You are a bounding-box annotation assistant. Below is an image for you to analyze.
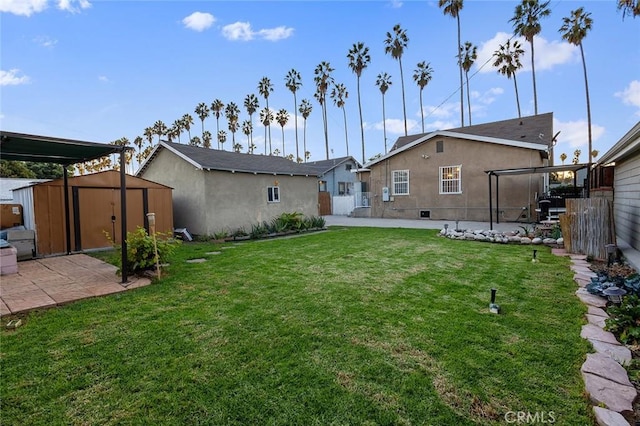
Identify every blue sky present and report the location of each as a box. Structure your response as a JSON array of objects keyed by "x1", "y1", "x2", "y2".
[{"x1": 1, "y1": 0, "x2": 639, "y2": 168}]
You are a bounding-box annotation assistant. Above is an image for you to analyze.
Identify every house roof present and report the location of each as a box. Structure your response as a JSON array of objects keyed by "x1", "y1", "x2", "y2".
[
  {"x1": 364, "y1": 128, "x2": 549, "y2": 169},
  {"x1": 0, "y1": 131, "x2": 131, "y2": 165},
  {"x1": 391, "y1": 113, "x2": 554, "y2": 151},
  {"x1": 597, "y1": 121, "x2": 640, "y2": 165},
  {"x1": 137, "y1": 141, "x2": 320, "y2": 177},
  {"x1": 304, "y1": 156, "x2": 362, "y2": 175}
]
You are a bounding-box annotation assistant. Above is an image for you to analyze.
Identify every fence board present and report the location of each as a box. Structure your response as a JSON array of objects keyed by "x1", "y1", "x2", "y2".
[{"x1": 559, "y1": 198, "x2": 615, "y2": 260}]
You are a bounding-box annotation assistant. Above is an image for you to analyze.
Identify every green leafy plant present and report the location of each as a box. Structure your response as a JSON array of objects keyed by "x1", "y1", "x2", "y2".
[
  {"x1": 605, "y1": 294, "x2": 640, "y2": 345},
  {"x1": 105, "y1": 227, "x2": 181, "y2": 275},
  {"x1": 550, "y1": 224, "x2": 562, "y2": 240}
]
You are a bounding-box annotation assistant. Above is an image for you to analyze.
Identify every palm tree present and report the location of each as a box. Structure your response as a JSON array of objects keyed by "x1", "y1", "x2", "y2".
[
  {"x1": 572, "y1": 149, "x2": 581, "y2": 165},
  {"x1": 330, "y1": 82, "x2": 349, "y2": 157},
  {"x1": 243, "y1": 94, "x2": 259, "y2": 152},
  {"x1": 195, "y1": 102, "x2": 210, "y2": 138},
  {"x1": 375, "y1": 72, "x2": 392, "y2": 154},
  {"x1": 133, "y1": 136, "x2": 144, "y2": 165},
  {"x1": 560, "y1": 152, "x2": 567, "y2": 164},
  {"x1": 276, "y1": 108, "x2": 289, "y2": 156},
  {"x1": 510, "y1": 0, "x2": 551, "y2": 115},
  {"x1": 298, "y1": 99, "x2": 313, "y2": 163},
  {"x1": 460, "y1": 41, "x2": 478, "y2": 125},
  {"x1": 347, "y1": 42, "x2": 371, "y2": 165},
  {"x1": 242, "y1": 119, "x2": 253, "y2": 153},
  {"x1": 153, "y1": 120, "x2": 167, "y2": 143},
  {"x1": 258, "y1": 77, "x2": 274, "y2": 152},
  {"x1": 143, "y1": 126, "x2": 154, "y2": 147},
  {"x1": 202, "y1": 130, "x2": 212, "y2": 149},
  {"x1": 167, "y1": 124, "x2": 180, "y2": 143},
  {"x1": 172, "y1": 119, "x2": 183, "y2": 143},
  {"x1": 314, "y1": 61, "x2": 335, "y2": 160},
  {"x1": 439, "y1": 0, "x2": 464, "y2": 127},
  {"x1": 493, "y1": 39, "x2": 525, "y2": 118},
  {"x1": 190, "y1": 136, "x2": 201, "y2": 147},
  {"x1": 211, "y1": 99, "x2": 225, "y2": 149},
  {"x1": 259, "y1": 107, "x2": 274, "y2": 154},
  {"x1": 225, "y1": 102, "x2": 240, "y2": 147},
  {"x1": 217, "y1": 130, "x2": 227, "y2": 150},
  {"x1": 560, "y1": 6, "x2": 593, "y2": 195},
  {"x1": 284, "y1": 69, "x2": 302, "y2": 162},
  {"x1": 412, "y1": 61, "x2": 434, "y2": 134},
  {"x1": 617, "y1": 0, "x2": 639, "y2": 19},
  {"x1": 384, "y1": 24, "x2": 409, "y2": 136},
  {"x1": 181, "y1": 114, "x2": 194, "y2": 142}
]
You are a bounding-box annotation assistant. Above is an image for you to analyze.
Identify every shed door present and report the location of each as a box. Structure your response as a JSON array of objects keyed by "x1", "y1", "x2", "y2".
[
  {"x1": 318, "y1": 191, "x2": 331, "y2": 216},
  {"x1": 76, "y1": 188, "x2": 144, "y2": 250}
]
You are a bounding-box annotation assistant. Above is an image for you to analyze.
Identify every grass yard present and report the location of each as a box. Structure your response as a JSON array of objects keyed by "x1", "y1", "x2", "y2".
[{"x1": 1, "y1": 227, "x2": 592, "y2": 425}]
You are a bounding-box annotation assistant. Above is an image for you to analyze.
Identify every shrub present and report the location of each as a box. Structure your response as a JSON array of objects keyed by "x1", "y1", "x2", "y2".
[
  {"x1": 606, "y1": 295, "x2": 640, "y2": 345},
  {"x1": 105, "y1": 227, "x2": 181, "y2": 275}
]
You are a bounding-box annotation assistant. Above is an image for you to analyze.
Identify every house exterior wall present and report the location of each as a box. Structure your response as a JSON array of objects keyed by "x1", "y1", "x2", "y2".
[
  {"x1": 364, "y1": 137, "x2": 544, "y2": 221},
  {"x1": 613, "y1": 154, "x2": 640, "y2": 250},
  {"x1": 319, "y1": 159, "x2": 359, "y2": 196}
]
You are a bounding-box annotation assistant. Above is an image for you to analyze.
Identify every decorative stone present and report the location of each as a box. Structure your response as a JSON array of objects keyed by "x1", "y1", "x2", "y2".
[
  {"x1": 581, "y1": 324, "x2": 621, "y2": 345},
  {"x1": 464, "y1": 233, "x2": 475, "y2": 240},
  {"x1": 556, "y1": 237, "x2": 564, "y2": 245},
  {"x1": 592, "y1": 406, "x2": 632, "y2": 426},
  {"x1": 531, "y1": 237, "x2": 543, "y2": 245},
  {"x1": 586, "y1": 314, "x2": 607, "y2": 328},
  {"x1": 474, "y1": 234, "x2": 488, "y2": 241},
  {"x1": 542, "y1": 238, "x2": 556, "y2": 245},
  {"x1": 508, "y1": 236, "x2": 522, "y2": 243},
  {"x1": 588, "y1": 306, "x2": 610, "y2": 318},
  {"x1": 582, "y1": 372, "x2": 635, "y2": 415},
  {"x1": 186, "y1": 258, "x2": 207, "y2": 263},
  {"x1": 520, "y1": 237, "x2": 532, "y2": 244},
  {"x1": 576, "y1": 288, "x2": 607, "y2": 308},
  {"x1": 589, "y1": 339, "x2": 632, "y2": 366},
  {"x1": 581, "y1": 353, "x2": 634, "y2": 387}
]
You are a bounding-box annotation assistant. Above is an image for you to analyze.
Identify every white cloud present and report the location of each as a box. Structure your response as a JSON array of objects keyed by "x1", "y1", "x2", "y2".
[
  {"x1": 257, "y1": 26, "x2": 294, "y2": 41},
  {"x1": 98, "y1": 75, "x2": 109, "y2": 83},
  {"x1": 33, "y1": 35, "x2": 57, "y2": 48},
  {"x1": 182, "y1": 12, "x2": 215, "y2": 32},
  {"x1": 615, "y1": 80, "x2": 640, "y2": 110},
  {"x1": 222, "y1": 21, "x2": 294, "y2": 42},
  {"x1": 477, "y1": 32, "x2": 577, "y2": 74},
  {"x1": 422, "y1": 102, "x2": 458, "y2": 120},
  {"x1": 553, "y1": 118, "x2": 605, "y2": 149},
  {"x1": 0, "y1": 0, "x2": 47, "y2": 16},
  {"x1": 373, "y1": 118, "x2": 418, "y2": 135},
  {"x1": 56, "y1": 0, "x2": 90, "y2": 13},
  {"x1": 0, "y1": 69, "x2": 30, "y2": 86}
]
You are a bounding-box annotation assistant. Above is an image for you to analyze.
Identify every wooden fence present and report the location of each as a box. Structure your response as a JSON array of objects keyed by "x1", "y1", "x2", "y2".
[{"x1": 559, "y1": 198, "x2": 615, "y2": 260}]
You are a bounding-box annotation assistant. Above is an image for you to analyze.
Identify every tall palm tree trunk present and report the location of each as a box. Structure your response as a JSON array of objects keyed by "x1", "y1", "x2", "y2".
[
  {"x1": 266, "y1": 100, "x2": 272, "y2": 154},
  {"x1": 530, "y1": 40, "x2": 538, "y2": 115},
  {"x1": 293, "y1": 93, "x2": 299, "y2": 161},
  {"x1": 419, "y1": 89, "x2": 424, "y2": 133},
  {"x1": 282, "y1": 127, "x2": 285, "y2": 156},
  {"x1": 399, "y1": 57, "x2": 408, "y2": 136},
  {"x1": 382, "y1": 95, "x2": 388, "y2": 154},
  {"x1": 465, "y1": 71, "x2": 472, "y2": 125},
  {"x1": 342, "y1": 106, "x2": 349, "y2": 156},
  {"x1": 323, "y1": 103, "x2": 329, "y2": 159},
  {"x1": 457, "y1": 15, "x2": 464, "y2": 127},
  {"x1": 513, "y1": 75, "x2": 522, "y2": 118},
  {"x1": 303, "y1": 119, "x2": 307, "y2": 162},
  {"x1": 580, "y1": 42, "x2": 592, "y2": 197},
  {"x1": 357, "y1": 77, "x2": 365, "y2": 165}
]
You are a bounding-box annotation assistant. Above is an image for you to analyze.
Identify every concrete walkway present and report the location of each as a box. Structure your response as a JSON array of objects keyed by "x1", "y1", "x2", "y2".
[{"x1": 0, "y1": 254, "x2": 150, "y2": 317}]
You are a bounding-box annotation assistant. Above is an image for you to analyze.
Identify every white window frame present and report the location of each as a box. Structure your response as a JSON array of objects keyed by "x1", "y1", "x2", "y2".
[
  {"x1": 267, "y1": 186, "x2": 280, "y2": 203},
  {"x1": 439, "y1": 165, "x2": 462, "y2": 194},
  {"x1": 392, "y1": 170, "x2": 409, "y2": 195}
]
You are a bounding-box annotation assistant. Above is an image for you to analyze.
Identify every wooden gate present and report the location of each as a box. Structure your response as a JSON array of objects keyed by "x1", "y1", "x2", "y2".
[
  {"x1": 318, "y1": 191, "x2": 331, "y2": 215},
  {"x1": 559, "y1": 198, "x2": 615, "y2": 260}
]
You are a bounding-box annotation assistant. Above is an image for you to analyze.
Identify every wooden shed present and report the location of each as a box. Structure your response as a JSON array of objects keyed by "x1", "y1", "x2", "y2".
[{"x1": 12, "y1": 171, "x2": 173, "y2": 256}]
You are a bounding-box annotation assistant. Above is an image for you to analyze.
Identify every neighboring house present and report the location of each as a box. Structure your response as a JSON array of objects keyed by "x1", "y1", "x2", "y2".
[
  {"x1": 136, "y1": 141, "x2": 320, "y2": 236},
  {"x1": 595, "y1": 121, "x2": 640, "y2": 258},
  {"x1": 357, "y1": 113, "x2": 553, "y2": 222},
  {"x1": 305, "y1": 156, "x2": 362, "y2": 215}
]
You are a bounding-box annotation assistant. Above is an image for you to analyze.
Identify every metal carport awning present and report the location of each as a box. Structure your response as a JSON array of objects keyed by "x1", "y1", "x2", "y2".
[
  {"x1": 0, "y1": 131, "x2": 133, "y2": 283},
  {"x1": 485, "y1": 163, "x2": 589, "y2": 230}
]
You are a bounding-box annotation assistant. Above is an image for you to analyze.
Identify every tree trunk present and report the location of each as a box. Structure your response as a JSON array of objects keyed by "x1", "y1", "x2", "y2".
[
  {"x1": 513, "y1": 74, "x2": 521, "y2": 118},
  {"x1": 357, "y1": 76, "x2": 365, "y2": 165},
  {"x1": 581, "y1": 42, "x2": 592, "y2": 198},
  {"x1": 457, "y1": 15, "x2": 464, "y2": 127},
  {"x1": 399, "y1": 57, "x2": 408, "y2": 136},
  {"x1": 530, "y1": 39, "x2": 538, "y2": 115},
  {"x1": 419, "y1": 88, "x2": 424, "y2": 133},
  {"x1": 465, "y1": 71, "x2": 472, "y2": 125}
]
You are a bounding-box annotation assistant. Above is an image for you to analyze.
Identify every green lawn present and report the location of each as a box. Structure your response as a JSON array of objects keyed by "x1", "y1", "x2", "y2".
[{"x1": 1, "y1": 227, "x2": 592, "y2": 425}]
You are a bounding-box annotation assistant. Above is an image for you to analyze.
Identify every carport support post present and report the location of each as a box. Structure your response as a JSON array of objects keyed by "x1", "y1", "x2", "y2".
[
  {"x1": 120, "y1": 150, "x2": 129, "y2": 284},
  {"x1": 496, "y1": 175, "x2": 500, "y2": 224},
  {"x1": 488, "y1": 172, "x2": 493, "y2": 230},
  {"x1": 63, "y1": 165, "x2": 71, "y2": 254}
]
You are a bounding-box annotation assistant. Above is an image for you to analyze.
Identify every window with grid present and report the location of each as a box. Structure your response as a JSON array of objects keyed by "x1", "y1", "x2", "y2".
[
  {"x1": 439, "y1": 165, "x2": 461, "y2": 194},
  {"x1": 392, "y1": 170, "x2": 409, "y2": 195},
  {"x1": 267, "y1": 186, "x2": 280, "y2": 203}
]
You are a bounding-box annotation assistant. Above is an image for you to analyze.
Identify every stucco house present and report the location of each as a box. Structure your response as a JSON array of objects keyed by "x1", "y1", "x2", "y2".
[
  {"x1": 356, "y1": 113, "x2": 553, "y2": 222},
  {"x1": 595, "y1": 121, "x2": 640, "y2": 265},
  {"x1": 136, "y1": 142, "x2": 319, "y2": 236},
  {"x1": 305, "y1": 156, "x2": 362, "y2": 215}
]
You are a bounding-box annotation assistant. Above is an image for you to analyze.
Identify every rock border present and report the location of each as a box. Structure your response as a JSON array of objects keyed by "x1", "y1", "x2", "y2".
[{"x1": 439, "y1": 227, "x2": 563, "y2": 246}]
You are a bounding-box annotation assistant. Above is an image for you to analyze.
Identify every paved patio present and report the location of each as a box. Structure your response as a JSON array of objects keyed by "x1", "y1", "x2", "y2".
[{"x1": 0, "y1": 254, "x2": 151, "y2": 317}]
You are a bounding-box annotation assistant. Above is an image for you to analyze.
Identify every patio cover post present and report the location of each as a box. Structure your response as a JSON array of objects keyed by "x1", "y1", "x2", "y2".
[
  {"x1": 496, "y1": 174, "x2": 500, "y2": 224},
  {"x1": 488, "y1": 172, "x2": 493, "y2": 230},
  {"x1": 120, "y1": 151, "x2": 128, "y2": 284},
  {"x1": 63, "y1": 166, "x2": 72, "y2": 254}
]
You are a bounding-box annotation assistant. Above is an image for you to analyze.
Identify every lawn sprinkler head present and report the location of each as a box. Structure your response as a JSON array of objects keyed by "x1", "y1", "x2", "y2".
[
  {"x1": 532, "y1": 249, "x2": 539, "y2": 263},
  {"x1": 489, "y1": 288, "x2": 500, "y2": 314}
]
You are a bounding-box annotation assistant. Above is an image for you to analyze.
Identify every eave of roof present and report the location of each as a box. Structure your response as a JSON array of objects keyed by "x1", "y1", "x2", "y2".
[{"x1": 597, "y1": 121, "x2": 640, "y2": 165}]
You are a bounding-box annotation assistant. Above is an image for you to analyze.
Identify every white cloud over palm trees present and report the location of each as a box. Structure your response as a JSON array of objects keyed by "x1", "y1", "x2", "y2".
[
  {"x1": 0, "y1": 69, "x2": 30, "y2": 86},
  {"x1": 615, "y1": 80, "x2": 640, "y2": 112},
  {"x1": 222, "y1": 22, "x2": 294, "y2": 41},
  {"x1": 182, "y1": 12, "x2": 215, "y2": 32}
]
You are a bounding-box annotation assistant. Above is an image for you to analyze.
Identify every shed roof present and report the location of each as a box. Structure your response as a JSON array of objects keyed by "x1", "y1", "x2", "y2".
[
  {"x1": 12, "y1": 170, "x2": 173, "y2": 191},
  {"x1": 0, "y1": 131, "x2": 130, "y2": 165},
  {"x1": 138, "y1": 142, "x2": 320, "y2": 177},
  {"x1": 305, "y1": 156, "x2": 362, "y2": 175},
  {"x1": 391, "y1": 113, "x2": 554, "y2": 151}
]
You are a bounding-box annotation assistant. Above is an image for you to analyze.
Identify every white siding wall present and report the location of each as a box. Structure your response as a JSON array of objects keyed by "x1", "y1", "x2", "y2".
[
  {"x1": 332, "y1": 195, "x2": 355, "y2": 215},
  {"x1": 614, "y1": 155, "x2": 640, "y2": 250}
]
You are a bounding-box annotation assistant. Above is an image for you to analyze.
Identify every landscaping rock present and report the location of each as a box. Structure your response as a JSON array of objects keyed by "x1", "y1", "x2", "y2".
[
  {"x1": 542, "y1": 238, "x2": 556, "y2": 245},
  {"x1": 582, "y1": 372, "x2": 636, "y2": 416},
  {"x1": 186, "y1": 258, "x2": 207, "y2": 263},
  {"x1": 589, "y1": 339, "x2": 632, "y2": 366},
  {"x1": 520, "y1": 237, "x2": 532, "y2": 244},
  {"x1": 581, "y1": 324, "x2": 622, "y2": 345},
  {"x1": 576, "y1": 288, "x2": 607, "y2": 308},
  {"x1": 556, "y1": 237, "x2": 564, "y2": 246},
  {"x1": 587, "y1": 306, "x2": 609, "y2": 318},
  {"x1": 593, "y1": 406, "x2": 632, "y2": 426},
  {"x1": 531, "y1": 237, "x2": 543, "y2": 245},
  {"x1": 581, "y1": 353, "x2": 633, "y2": 387}
]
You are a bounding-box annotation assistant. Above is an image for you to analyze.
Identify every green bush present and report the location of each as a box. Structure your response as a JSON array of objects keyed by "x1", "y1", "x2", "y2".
[
  {"x1": 106, "y1": 227, "x2": 181, "y2": 275},
  {"x1": 605, "y1": 294, "x2": 640, "y2": 345}
]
